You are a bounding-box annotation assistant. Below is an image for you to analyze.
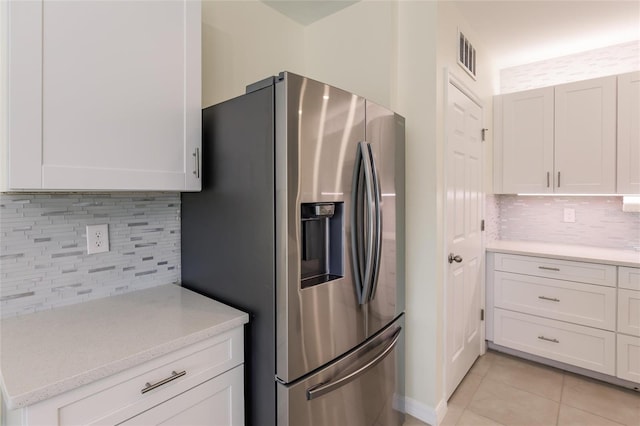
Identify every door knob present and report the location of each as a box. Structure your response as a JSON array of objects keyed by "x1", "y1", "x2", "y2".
[{"x1": 448, "y1": 253, "x2": 463, "y2": 264}]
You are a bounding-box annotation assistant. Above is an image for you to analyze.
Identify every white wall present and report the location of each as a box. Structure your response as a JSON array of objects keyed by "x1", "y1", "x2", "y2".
[
  {"x1": 304, "y1": 0, "x2": 397, "y2": 107},
  {"x1": 201, "y1": 0, "x2": 306, "y2": 107},
  {"x1": 393, "y1": 0, "x2": 440, "y2": 421}
]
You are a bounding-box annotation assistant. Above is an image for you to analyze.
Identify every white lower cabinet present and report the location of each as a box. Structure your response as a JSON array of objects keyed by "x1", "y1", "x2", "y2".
[
  {"x1": 4, "y1": 327, "x2": 244, "y2": 426},
  {"x1": 616, "y1": 267, "x2": 640, "y2": 383},
  {"x1": 488, "y1": 252, "x2": 640, "y2": 386}
]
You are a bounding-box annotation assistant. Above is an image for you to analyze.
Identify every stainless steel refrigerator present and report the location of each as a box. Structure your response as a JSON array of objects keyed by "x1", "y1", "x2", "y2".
[{"x1": 182, "y1": 72, "x2": 405, "y2": 426}]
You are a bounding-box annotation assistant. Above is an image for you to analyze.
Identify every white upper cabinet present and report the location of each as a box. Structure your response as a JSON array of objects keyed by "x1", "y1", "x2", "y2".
[
  {"x1": 1, "y1": 1, "x2": 201, "y2": 191},
  {"x1": 494, "y1": 75, "x2": 618, "y2": 194},
  {"x1": 617, "y1": 71, "x2": 640, "y2": 194},
  {"x1": 554, "y1": 76, "x2": 616, "y2": 194},
  {"x1": 494, "y1": 87, "x2": 554, "y2": 194}
]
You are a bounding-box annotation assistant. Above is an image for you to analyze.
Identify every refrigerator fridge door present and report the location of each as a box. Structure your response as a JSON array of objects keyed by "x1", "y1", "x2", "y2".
[
  {"x1": 276, "y1": 73, "x2": 370, "y2": 383},
  {"x1": 364, "y1": 101, "x2": 406, "y2": 338},
  {"x1": 277, "y1": 315, "x2": 405, "y2": 426}
]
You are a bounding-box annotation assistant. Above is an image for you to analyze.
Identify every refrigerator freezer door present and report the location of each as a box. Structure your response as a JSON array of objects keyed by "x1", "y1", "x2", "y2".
[
  {"x1": 276, "y1": 73, "x2": 370, "y2": 383},
  {"x1": 277, "y1": 315, "x2": 405, "y2": 426}
]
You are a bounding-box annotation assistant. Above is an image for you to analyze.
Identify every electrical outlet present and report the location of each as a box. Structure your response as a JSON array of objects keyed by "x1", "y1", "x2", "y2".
[
  {"x1": 563, "y1": 208, "x2": 576, "y2": 223},
  {"x1": 86, "y1": 224, "x2": 109, "y2": 254}
]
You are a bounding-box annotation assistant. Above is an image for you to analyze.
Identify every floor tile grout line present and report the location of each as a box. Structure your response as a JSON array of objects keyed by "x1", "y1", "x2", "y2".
[{"x1": 556, "y1": 372, "x2": 566, "y2": 425}]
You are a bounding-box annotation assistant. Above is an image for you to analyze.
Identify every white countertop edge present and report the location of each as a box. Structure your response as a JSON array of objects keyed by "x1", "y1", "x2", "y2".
[
  {"x1": 486, "y1": 240, "x2": 640, "y2": 268},
  {"x1": 4, "y1": 314, "x2": 248, "y2": 410}
]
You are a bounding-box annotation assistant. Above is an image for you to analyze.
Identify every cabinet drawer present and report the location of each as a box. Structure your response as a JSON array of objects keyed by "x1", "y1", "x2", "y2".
[
  {"x1": 493, "y1": 308, "x2": 615, "y2": 375},
  {"x1": 619, "y1": 267, "x2": 640, "y2": 291},
  {"x1": 494, "y1": 271, "x2": 616, "y2": 330},
  {"x1": 39, "y1": 327, "x2": 244, "y2": 426},
  {"x1": 618, "y1": 289, "x2": 640, "y2": 336},
  {"x1": 120, "y1": 365, "x2": 244, "y2": 426},
  {"x1": 493, "y1": 253, "x2": 616, "y2": 287},
  {"x1": 617, "y1": 334, "x2": 640, "y2": 384}
]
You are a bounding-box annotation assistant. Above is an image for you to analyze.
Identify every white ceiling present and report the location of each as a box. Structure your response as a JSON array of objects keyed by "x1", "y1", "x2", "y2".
[
  {"x1": 453, "y1": 0, "x2": 640, "y2": 69},
  {"x1": 263, "y1": 0, "x2": 639, "y2": 69},
  {"x1": 262, "y1": 0, "x2": 359, "y2": 25}
]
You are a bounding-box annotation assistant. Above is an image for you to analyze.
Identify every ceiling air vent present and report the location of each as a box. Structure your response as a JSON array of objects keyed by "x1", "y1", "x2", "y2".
[{"x1": 458, "y1": 31, "x2": 476, "y2": 80}]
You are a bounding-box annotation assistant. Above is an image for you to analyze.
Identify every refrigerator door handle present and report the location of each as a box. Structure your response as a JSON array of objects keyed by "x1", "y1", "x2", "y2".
[
  {"x1": 351, "y1": 143, "x2": 365, "y2": 304},
  {"x1": 305, "y1": 326, "x2": 402, "y2": 400},
  {"x1": 366, "y1": 143, "x2": 383, "y2": 301},
  {"x1": 351, "y1": 142, "x2": 376, "y2": 305},
  {"x1": 361, "y1": 142, "x2": 376, "y2": 303}
]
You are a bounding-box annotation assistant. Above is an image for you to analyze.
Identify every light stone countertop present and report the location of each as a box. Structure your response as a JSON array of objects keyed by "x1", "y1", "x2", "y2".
[
  {"x1": 486, "y1": 240, "x2": 640, "y2": 268},
  {"x1": 0, "y1": 284, "x2": 249, "y2": 410}
]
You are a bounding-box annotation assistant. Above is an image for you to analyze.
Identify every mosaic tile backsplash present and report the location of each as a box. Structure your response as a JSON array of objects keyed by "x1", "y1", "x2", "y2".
[
  {"x1": 490, "y1": 195, "x2": 640, "y2": 251},
  {"x1": 500, "y1": 41, "x2": 640, "y2": 93},
  {"x1": 0, "y1": 193, "x2": 181, "y2": 318}
]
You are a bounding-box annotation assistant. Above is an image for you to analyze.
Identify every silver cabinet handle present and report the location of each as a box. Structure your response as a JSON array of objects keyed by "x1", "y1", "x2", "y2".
[
  {"x1": 448, "y1": 253, "x2": 463, "y2": 264},
  {"x1": 538, "y1": 296, "x2": 560, "y2": 302},
  {"x1": 192, "y1": 148, "x2": 200, "y2": 178},
  {"x1": 557, "y1": 171, "x2": 561, "y2": 188},
  {"x1": 546, "y1": 172, "x2": 550, "y2": 188},
  {"x1": 538, "y1": 266, "x2": 560, "y2": 272},
  {"x1": 141, "y1": 370, "x2": 186, "y2": 394},
  {"x1": 538, "y1": 336, "x2": 559, "y2": 343}
]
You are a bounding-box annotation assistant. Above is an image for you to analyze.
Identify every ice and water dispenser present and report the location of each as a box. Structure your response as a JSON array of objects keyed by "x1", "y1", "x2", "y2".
[{"x1": 300, "y1": 202, "x2": 344, "y2": 288}]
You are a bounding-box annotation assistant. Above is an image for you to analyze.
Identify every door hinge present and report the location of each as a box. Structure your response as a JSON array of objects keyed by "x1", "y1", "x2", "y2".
[
  {"x1": 481, "y1": 309, "x2": 485, "y2": 321},
  {"x1": 481, "y1": 219, "x2": 485, "y2": 231},
  {"x1": 481, "y1": 128, "x2": 488, "y2": 142}
]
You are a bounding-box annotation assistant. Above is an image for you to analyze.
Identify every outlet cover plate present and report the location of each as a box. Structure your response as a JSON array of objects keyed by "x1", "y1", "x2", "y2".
[
  {"x1": 87, "y1": 224, "x2": 109, "y2": 254},
  {"x1": 563, "y1": 208, "x2": 576, "y2": 223}
]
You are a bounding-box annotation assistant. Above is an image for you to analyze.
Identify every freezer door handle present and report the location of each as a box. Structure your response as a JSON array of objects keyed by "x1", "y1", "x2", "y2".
[{"x1": 306, "y1": 326, "x2": 401, "y2": 400}]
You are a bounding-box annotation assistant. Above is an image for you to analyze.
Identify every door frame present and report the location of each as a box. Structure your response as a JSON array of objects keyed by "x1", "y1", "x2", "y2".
[{"x1": 442, "y1": 69, "x2": 486, "y2": 402}]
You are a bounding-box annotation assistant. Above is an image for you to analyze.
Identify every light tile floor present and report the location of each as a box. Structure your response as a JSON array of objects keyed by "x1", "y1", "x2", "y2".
[{"x1": 403, "y1": 350, "x2": 640, "y2": 426}]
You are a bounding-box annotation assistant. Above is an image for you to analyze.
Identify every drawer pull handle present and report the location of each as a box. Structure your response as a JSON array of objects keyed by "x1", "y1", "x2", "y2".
[
  {"x1": 538, "y1": 296, "x2": 560, "y2": 302},
  {"x1": 538, "y1": 335, "x2": 559, "y2": 344},
  {"x1": 538, "y1": 266, "x2": 560, "y2": 272},
  {"x1": 141, "y1": 370, "x2": 186, "y2": 394}
]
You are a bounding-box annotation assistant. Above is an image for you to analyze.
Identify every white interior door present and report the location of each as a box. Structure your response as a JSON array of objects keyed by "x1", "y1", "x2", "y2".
[{"x1": 445, "y1": 79, "x2": 483, "y2": 399}]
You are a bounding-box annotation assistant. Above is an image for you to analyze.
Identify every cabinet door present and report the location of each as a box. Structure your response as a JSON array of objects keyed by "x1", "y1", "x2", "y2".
[
  {"x1": 618, "y1": 289, "x2": 640, "y2": 337},
  {"x1": 497, "y1": 87, "x2": 554, "y2": 194},
  {"x1": 617, "y1": 334, "x2": 640, "y2": 384},
  {"x1": 617, "y1": 71, "x2": 640, "y2": 194},
  {"x1": 4, "y1": 0, "x2": 201, "y2": 191},
  {"x1": 554, "y1": 76, "x2": 616, "y2": 194},
  {"x1": 119, "y1": 366, "x2": 244, "y2": 426}
]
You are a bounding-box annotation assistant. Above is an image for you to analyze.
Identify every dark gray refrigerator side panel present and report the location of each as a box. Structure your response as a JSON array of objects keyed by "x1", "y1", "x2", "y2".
[{"x1": 181, "y1": 86, "x2": 276, "y2": 426}]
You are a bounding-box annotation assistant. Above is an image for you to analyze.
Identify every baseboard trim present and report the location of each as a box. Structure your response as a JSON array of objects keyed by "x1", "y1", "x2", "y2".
[{"x1": 404, "y1": 396, "x2": 447, "y2": 425}]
